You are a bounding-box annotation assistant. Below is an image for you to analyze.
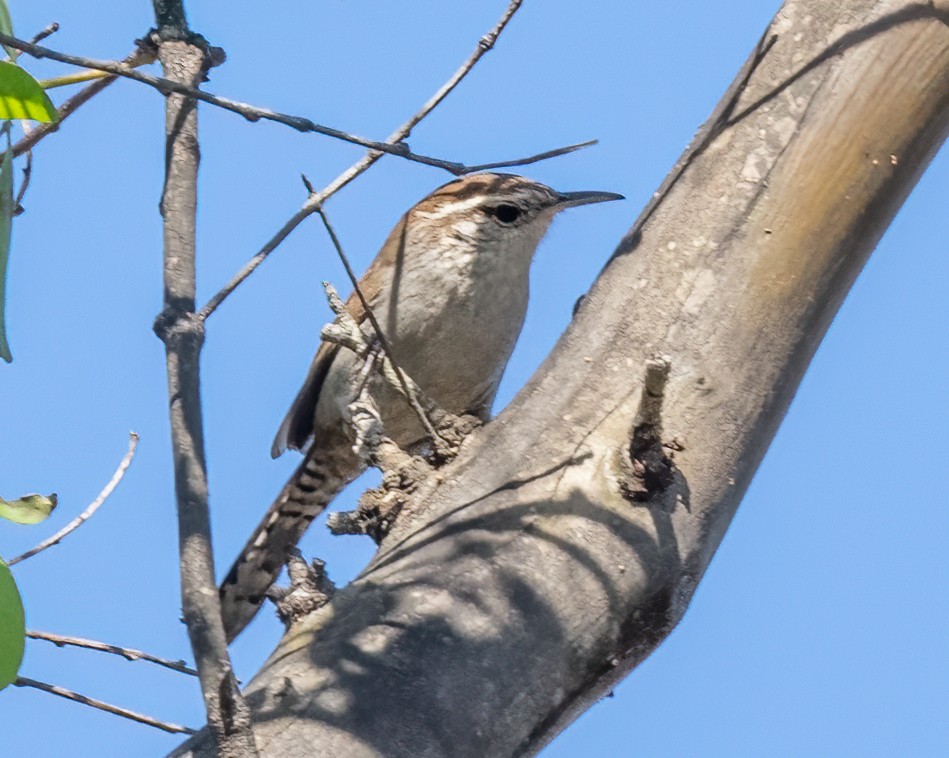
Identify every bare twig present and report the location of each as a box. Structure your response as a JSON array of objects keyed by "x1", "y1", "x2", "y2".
[
  {"x1": 39, "y1": 69, "x2": 113, "y2": 90},
  {"x1": 196, "y1": 205, "x2": 311, "y2": 321},
  {"x1": 26, "y1": 630, "x2": 198, "y2": 677},
  {"x1": 7, "y1": 432, "x2": 139, "y2": 567},
  {"x1": 0, "y1": 30, "x2": 584, "y2": 177},
  {"x1": 196, "y1": 0, "x2": 535, "y2": 320},
  {"x1": 321, "y1": 282, "x2": 446, "y2": 444},
  {"x1": 381, "y1": 0, "x2": 524, "y2": 142},
  {"x1": 463, "y1": 139, "x2": 597, "y2": 173},
  {"x1": 11, "y1": 44, "x2": 156, "y2": 160},
  {"x1": 265, "y1": 550, "x2": 335, "y2": 631},
  {"x1": 13, "y1": 151, "x2": 32, "y2": 215},
  {"x1": 149, "y1": 9, "x2": 257, "y2": 752},
  {"x1": 325, "y1": 375, "x2": 436, "y2": 542},
  {"x1": 6, "y1": 22, "x2": 60, "y2": 63},
  {"x1": 313, "y1": 207, "x2": 445, "y2": 451},
  {"x1": 29, "y1": 23, "x2": 60, "y2": 45},
  {"x1": 13, "y1": 677, "x2": 197, "y2": 735}
]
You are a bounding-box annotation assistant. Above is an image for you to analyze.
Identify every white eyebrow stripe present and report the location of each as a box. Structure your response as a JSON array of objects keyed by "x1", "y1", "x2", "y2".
[
  {"x1": 425, "y1": 195, "x2": 487, "y2": 217},
  {"x1": 422, "y1": 191, "x2": 536, "y2": 219}
]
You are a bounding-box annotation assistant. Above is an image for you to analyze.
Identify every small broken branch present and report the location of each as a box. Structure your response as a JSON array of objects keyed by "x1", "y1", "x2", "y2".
[
  {"x1": 265, "y1": 550, "x2": 335, "y2": 631},
  {"x1": 326, "y1": 386, "x2": 434, "y2": 542},
  {"x1": 29, "y1": 23, "x2": 60, "y2": 46},
  {"x1": 622, "y1": 358, "x2": 676, "y2": 503}
]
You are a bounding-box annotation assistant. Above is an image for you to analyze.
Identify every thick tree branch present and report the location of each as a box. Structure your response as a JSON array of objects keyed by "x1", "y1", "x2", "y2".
[
  {"x1": 150, "y1": 6, "x2": 257, "y2": 755},
  {"x1": 175, "y1": 0, "x2": 949, "y2": 755}
]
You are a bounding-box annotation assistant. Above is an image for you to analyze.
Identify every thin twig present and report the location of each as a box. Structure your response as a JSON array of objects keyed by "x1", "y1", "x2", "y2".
[
  {"x1": 386, "y1": 0, "x2": 524, "y2": 140},
  {"x1": 0, "y1": 30, "x2": 585, "y2": 176},
  {"x1": 26, "y1": 630, "x2": 198, "y2": 677},
  {"x1": 463, "y1": 139, "x2": 597, "y2": 173},
  {"x1": 13, "y1": 677, "x2": 197, "y2": 735},
  {"x1": 196, "y1": 206, "x2": 310, "y2": 321},
  {"x1": 29, "y1": 23, "x2": 60, "y2": 45},
  {"x1": 320, "y1": 285, "x2": 448, "y2": 445},
  {"x1": 6, "y1": 22, "x2": 60, "y2": 63},
  {"x1": 7, "y1": 432, "x2": 139, "y2": 566},
  {"x1": 312, "y1": 203, "x2": 445, "y2": 450},
  {"x1": 13, "y1": 151, "x2": 32, "y2": 214},
  {"x1": 196, "y1": 0, "x2": 531, "y2": 321},
  {"x1": 11, "y1": 44, "x2": 156, "y2": 160},
  {"x1": 39, "y1": 69, "x2": 113, "y2": 90}
]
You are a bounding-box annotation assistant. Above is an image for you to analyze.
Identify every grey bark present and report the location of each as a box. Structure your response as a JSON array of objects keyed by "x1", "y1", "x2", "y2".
[
  {"x1": 174, "y1": 0, "x2": 949, "y2": 755},
  {"x1": 151, "y1": 10, "x2": 259, "y2": 755}
]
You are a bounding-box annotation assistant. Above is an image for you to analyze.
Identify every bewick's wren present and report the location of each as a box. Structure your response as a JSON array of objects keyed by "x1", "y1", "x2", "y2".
[{"x1": 220, "y1": 172, "x2": 622, "y2": 640}]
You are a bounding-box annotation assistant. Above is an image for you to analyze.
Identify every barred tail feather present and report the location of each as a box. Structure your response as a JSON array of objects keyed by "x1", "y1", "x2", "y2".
[{"x1": 220, "y1": 446, "x2": 357, "y2": 642}]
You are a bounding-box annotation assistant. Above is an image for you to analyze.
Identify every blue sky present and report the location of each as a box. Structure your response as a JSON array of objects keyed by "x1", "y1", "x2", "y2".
[{"x1": 2, "y1": 2, "x2": 946, "y2": 756}]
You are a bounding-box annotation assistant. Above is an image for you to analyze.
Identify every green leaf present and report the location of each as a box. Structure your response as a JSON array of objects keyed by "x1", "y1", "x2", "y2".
[
  {"x1": 0, "y1": 61, "x2": 57, "y2": 122},
  {"x1": 0, "y1": 0, "x2": 15, "y2": 61},
  {"x1": 0, "y1": 131, "x2": 12, "y2": 362},
  {"x1": 0, "y1": 493, "x2": 57, "y2": 524},
  {"x1": 0, "y1": 558, "x2": 25, "y2": 690}
]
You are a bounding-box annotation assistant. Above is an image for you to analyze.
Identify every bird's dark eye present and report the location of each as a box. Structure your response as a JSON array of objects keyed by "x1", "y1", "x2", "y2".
[{"x1": 485, "y1": 204, "x2": 522, "y2": 224}]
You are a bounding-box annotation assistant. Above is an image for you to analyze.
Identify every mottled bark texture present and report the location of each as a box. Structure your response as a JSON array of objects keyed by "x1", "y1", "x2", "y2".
[{"x1": 174, "y1": 0, "x2": 949, "y2": 755}]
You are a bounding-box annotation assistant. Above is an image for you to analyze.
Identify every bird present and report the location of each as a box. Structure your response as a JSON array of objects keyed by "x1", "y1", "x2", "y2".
[{"x1": 219, "y1": 172, "x2": 623, "y2": 641}]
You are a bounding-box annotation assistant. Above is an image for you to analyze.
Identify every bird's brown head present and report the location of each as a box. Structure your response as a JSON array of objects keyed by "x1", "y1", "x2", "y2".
[{"x1": 406, "y1": 173, "x2": 623, "y2": 268}]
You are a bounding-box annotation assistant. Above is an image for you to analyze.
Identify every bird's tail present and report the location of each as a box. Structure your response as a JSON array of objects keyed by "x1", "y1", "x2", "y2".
[{"x1": 220, "y1": 444, "x2": 357, "y2": 642}]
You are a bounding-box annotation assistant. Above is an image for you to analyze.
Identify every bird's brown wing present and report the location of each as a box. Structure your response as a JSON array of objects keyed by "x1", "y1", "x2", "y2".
[
  {"x1": 270, "y1": 213, "x2": 410, "y2": 459},
  {"x1": 270, "y1": 338, "x2": 340, "y2": 458}
]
